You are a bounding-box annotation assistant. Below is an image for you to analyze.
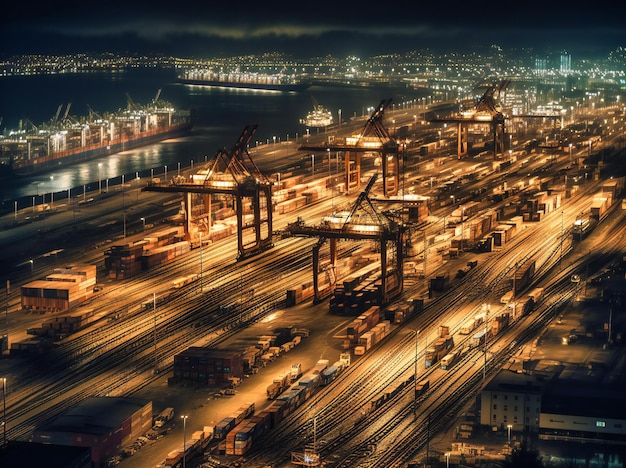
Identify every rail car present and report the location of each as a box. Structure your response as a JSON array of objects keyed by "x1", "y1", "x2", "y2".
[
  {"x1": 471, "y1": 329, "x2": 488, "y2": 348},
  {"x1": 512, "y1": 260, "x2": 535, "y2": 294},
  {"x1": 172, "y1": 273, "x2": 199, "y2": 289}
]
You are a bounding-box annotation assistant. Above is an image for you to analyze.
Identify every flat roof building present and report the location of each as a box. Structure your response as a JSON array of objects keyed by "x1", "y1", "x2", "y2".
[{"x1": 31, "y1": 396, "x2": 152, "y2": 467}]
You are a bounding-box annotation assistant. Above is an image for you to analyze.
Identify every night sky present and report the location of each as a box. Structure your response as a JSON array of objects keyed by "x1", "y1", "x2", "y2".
[{"x1": 1, "y1": 1, "x2": 625, "y2": 58}]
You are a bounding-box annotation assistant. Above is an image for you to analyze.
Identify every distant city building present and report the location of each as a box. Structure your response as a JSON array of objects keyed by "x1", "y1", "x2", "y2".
[
  {"x1": 560, "y1": 51, "x2": 572, "y2": 75},
  {"x1": 535, "y1": 57, "x2": 548, "y2": 77}
]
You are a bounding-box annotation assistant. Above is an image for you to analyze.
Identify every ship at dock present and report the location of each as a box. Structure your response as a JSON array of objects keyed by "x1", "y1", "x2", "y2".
[
  {"x1": 178, "y1": 68, "x2": 311, "y2": 92},
  {"x1": 0, "y1": 91, "x2": 193, "y2": 178},
  {"x1": 299, "y1": 97, "x2": 333, "y2": 128}
]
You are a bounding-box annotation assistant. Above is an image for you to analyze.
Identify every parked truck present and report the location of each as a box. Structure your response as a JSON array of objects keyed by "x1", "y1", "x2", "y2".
[
  {"x1": 289, "y1": 363, "x2": 302, "y2": 382},
  {"x1": 154, "y1": 407, "x2": 175, "y2": 428},
  {"x1": 266, "y1": 373, "x2": 290, "y2": 399}
]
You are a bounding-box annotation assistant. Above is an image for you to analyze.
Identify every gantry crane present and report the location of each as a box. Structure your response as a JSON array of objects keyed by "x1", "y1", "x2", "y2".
[
  {"x1": 299, "y1": 98, "x2": 400, "y2": 196},
  {"x1": 285, "y1": 173, "x2": 405, "y2": 304},
  {"x1": 142, "y1": 124, "x2": 274, "y2": 260},
  {"x1": 429, "y1": 80, "x2": 510, "y2": 158}
]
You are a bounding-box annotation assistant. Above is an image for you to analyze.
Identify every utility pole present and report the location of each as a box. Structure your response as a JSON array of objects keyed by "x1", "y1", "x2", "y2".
[
  {"x1": 483, "y1": 303, "x2": 489, "y2": 380},
  {"x1": 413, "y1": 329, "x2": 420, "y2": 416},
  {"x1": 560, "y1": 211, "x2": 564, "y2": 269},
  {"x1": 153, "y1": 293, "x2": 157, "y2": 373}
]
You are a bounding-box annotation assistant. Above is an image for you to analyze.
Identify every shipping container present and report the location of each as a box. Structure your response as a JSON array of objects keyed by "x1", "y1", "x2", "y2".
[
  {"x1": 415, "y1": 379, "x2": 430, "y2": 398},
  {"x1": 440, "y1": 351, "x2": 458, "y2": 370}
]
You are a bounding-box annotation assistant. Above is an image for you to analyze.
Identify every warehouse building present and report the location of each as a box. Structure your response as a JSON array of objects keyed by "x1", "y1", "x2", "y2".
[
  {"x1": 479, "y1": 369, "x2": 546, "y2": 433},
  {"x1": 0, "y1": 441, "x2": 92, "y2": 468},
  {"x1": 30, "y1": 396, "x2": 152, "y2": 467}
]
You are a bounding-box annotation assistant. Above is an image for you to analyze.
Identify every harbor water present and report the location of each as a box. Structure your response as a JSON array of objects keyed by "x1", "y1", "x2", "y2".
[{"x1": 0, "y1": 67, "x2": 426, "y2": 212}]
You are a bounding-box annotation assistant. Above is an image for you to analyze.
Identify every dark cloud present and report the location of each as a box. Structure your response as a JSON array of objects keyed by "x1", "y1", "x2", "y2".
[{"x1": 1, "y1": 1, "x2": 625, "y2": 57}]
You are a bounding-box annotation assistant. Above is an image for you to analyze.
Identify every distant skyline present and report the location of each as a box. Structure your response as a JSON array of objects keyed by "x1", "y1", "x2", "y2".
[{"x1": 1, "y1": 1, "x2": 626, "y2": 59}]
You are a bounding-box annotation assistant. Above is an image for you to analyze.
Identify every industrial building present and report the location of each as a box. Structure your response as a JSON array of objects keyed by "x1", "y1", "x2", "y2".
[
  {"x1": 539, "y1": 382, "x2": 626, "y2": 444},
  {"x1": 479, "y1": 369, "x2": 545, "y2": 433},
  {"x1": 30, "y1": 396, "x2": 152, "y2": 468},
  {"x1": 0, "y1": 440, "x2": 92, "y2": 468},
  {"x1": 480, "y1": 368, "x2": 626, "y2": 446}
]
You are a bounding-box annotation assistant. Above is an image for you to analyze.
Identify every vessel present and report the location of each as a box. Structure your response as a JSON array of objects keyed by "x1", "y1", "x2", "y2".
[
  {"x1": 178, "y1": 69, "x2": 311, "y2": 92},
  {"x1": 300, "y1": 99, "x2": 333, "y2": 128},
  {"x1": 0, "y1": 94, "x2": 193, "y2": 177}
]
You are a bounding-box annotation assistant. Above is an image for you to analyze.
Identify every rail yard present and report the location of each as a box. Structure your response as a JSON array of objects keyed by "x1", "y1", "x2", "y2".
[{"x1": 0, "y1": 92, "x2": 625, "y2": 468}]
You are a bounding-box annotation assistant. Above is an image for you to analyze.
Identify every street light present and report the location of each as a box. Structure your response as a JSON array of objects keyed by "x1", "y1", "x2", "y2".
[
  {"x1": 199, "y1": 231, "x2": 203, "y2": 293},
  {"x1": 507, "y1": 424, "x2": 512, "y2": 445},
  {"x1": 141, "y1": 217, "x2": 146, "y2": 230},
  {"x1": 413, "y1": 329, "x2": 420, "y2": 416},
  {"x1": 1, "y1": 377, "x2": 6, "y2": 447},
  {"x1": 460, "y1": 206, "x2": 466, "y2": 253},
  {"x1": 445, "y1": 452, "x2": 450, "y2": 468},
  {"x1": 181, "y1": 415, "x2": 188, "y2": 468},
  {"x1": 29, "y1": 259, "x2": 34, "y2": 277},
  {"x1": 98, "y1": 163, "x2": 102, "y2": 194}
]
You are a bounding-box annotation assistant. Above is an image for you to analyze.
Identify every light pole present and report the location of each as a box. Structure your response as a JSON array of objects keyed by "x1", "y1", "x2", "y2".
[
  {"x1": 460, "y1": 206, "x2": 465, "y2": 253},
  {"x1": 2, "y1": 377, "x2": 6, "y2": 447},
  {"x1": 507, "y1": 424, "x2": 512, "y2": 445},
  {"x1": 199, "y1": 231, "x2": 203, "y2": 293},
  {"x1": 50, "y1": 176, "x2": 54, "y2": 208},
  {"x1": 122, "y1": 174, "x2": 126, "y2": 239},
  {"x1": 141, "y1": 218, "x2": 146, "y2": 231},
  {"x1": 29, "y1": 259, "x2": 34, "y2": 277},
  {"x1": 569, "y1": 143, "x2": 573, "y2": 166},
  {"x1": 181, "y1": 415, "x2": 188, "y2": 468},
  {"x1": 413, "y1": 329, "x2": 420, "y2": 416},
  {"x1": 152, "y1": 293, "x2": 159, "y2": 374},
  {"x1": 311, "y1": 154, "x2": 315, "y2": 176},
  {"x1": 445, "y1": 452, "x2": 450, "y2": 468},
  {"x1": 560, "y1": 211, "x2": 564, "y2": 269},
  {"x1": 98, "y1": 163, "x2": 102, "y2": 194}
]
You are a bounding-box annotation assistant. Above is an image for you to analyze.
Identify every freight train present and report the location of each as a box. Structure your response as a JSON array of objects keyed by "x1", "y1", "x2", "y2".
[
  {"x1": 572, "y1": 177, "x2": 624, "y2": 240},
  {"x1": 425, "y1": 325, "x2": 454, "y2": 368},
  {"x1": 224, "y1": 357, "x2": 346, "y2": 457}
]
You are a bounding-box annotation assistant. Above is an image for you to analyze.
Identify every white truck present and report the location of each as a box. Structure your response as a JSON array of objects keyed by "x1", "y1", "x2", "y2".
[
  {"x1": 154, "y1": 407, "x2": 175, "y2": 428},
  {"x1": 290, "y1": 363, "x2": 302, "y2": 382}
]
